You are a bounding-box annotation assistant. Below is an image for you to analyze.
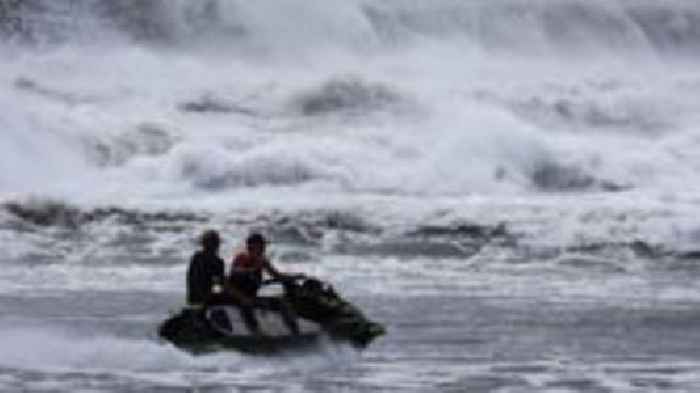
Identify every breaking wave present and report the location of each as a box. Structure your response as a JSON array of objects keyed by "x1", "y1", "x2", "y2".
[
  {"x1": 4, "y1": 0, "x2": 700, "y2": 59},
  {"x1": 2, "y1": 1, "x2": 700, "y2": 199},
  {"x1": 294, "y1": 76, "x2": 405, "y2": 117},
  {"x1": 2, "y1": 0, "x2": 700, "y2": 260}
]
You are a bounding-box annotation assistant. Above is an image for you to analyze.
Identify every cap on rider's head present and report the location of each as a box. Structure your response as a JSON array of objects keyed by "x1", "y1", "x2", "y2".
[
  {"x1": 246, "y1": 232, "x2": 266, "y2": 247},
  {"x1": 200, "y1": 229, "x2": 221, "y2": 250}
]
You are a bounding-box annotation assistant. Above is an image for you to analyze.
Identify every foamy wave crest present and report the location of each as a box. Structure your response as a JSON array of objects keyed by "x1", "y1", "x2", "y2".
[
  {"x1": 0, "y1": 89, "x2": 92, "y2": 193},
  {"x1": 475, "y1": 80, "x2": 683, "y2": 135},
  {"x1": 83, "y1": 123, "x2": 180, "y2": 167},
  {"x1": 5, "y1": 0, "x2": 700, "y2": 59},
  {"x1": 293, "y1": 76, "x2": 405, "y2": 116},
  {"x1": 167, "y1": 144, "x2": 350, "y2": 190}
]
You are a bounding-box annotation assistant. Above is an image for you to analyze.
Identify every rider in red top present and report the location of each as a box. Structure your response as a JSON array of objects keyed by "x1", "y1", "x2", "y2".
[
  {"x1": 230, "y1": 233, "x2": 292, "y2": 296},
  {"x1": 229, "y1": 233, "x2": 302, "y2": 335}
]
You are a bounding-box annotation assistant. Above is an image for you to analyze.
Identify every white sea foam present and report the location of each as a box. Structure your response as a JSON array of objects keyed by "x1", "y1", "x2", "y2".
[
  {"x1": 2, "y1": 0, "x2": 700, "y2": 295},
  {"x1": 2, "y1": 1, "x2": 700, "y2": 202},
  {"x1": 0, "y1": 323, "x2": 359, "y2": 389}
]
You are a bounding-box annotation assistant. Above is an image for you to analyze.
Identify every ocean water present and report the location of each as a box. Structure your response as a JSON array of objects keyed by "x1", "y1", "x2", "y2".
[{"x1": 3, "y1": 1, "x2": 700, "y2": 391}]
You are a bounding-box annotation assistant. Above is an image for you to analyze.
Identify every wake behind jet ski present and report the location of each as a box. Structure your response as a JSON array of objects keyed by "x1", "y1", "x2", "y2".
[{"x1": 158, "y1": 231, "x2": 384, "y2": 354}]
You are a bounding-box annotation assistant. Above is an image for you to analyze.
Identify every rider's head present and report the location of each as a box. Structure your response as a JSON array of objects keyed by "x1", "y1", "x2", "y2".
[
  {"x1": 200, "y1": 229, "x2": 221, "y2": 252},
  {"x1": 246, "y1": 232, "x2": 266, "y2": 257}
]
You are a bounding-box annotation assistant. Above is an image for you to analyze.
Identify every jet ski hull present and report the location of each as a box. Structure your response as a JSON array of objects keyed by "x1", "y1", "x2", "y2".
[
  {"x1": 158, "y1": 278, "x2": 385, "y2": 354},
  {"x1": 158, "y1": 306, "x2": 321, "y2": 354}
]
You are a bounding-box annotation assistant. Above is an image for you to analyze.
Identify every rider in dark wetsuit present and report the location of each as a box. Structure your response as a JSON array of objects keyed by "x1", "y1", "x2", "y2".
[
  {"x1": 229, "y1": 233, "x2": 302, "y2": 335},
  {"x1": 187, "y1": 230, "x2": 225, "y2": 306}
]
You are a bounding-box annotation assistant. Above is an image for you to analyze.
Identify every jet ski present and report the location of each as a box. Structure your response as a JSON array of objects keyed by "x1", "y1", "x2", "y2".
[{"x1": 158, "y1": 276, "x2": 385, "y2": 354}]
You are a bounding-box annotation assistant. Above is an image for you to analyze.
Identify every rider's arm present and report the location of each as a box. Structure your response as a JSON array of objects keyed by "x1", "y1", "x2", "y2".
[
  {"x1": 263, "y1": 258, "x2": 305, "y2": 281},
  {"x1": 262, "y1": 258, "x2": 285, "y2": 280}
]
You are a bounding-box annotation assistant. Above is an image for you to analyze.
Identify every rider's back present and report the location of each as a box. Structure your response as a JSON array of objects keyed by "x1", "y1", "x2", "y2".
[{"x1": 187, "y1": 250, "x2": 224, "y2": 305}]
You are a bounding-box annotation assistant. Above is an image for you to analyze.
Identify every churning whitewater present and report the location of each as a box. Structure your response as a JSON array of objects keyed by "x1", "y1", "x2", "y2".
[{"x1": 3, "y1": 0, "x2": 700, "y2": 392}]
